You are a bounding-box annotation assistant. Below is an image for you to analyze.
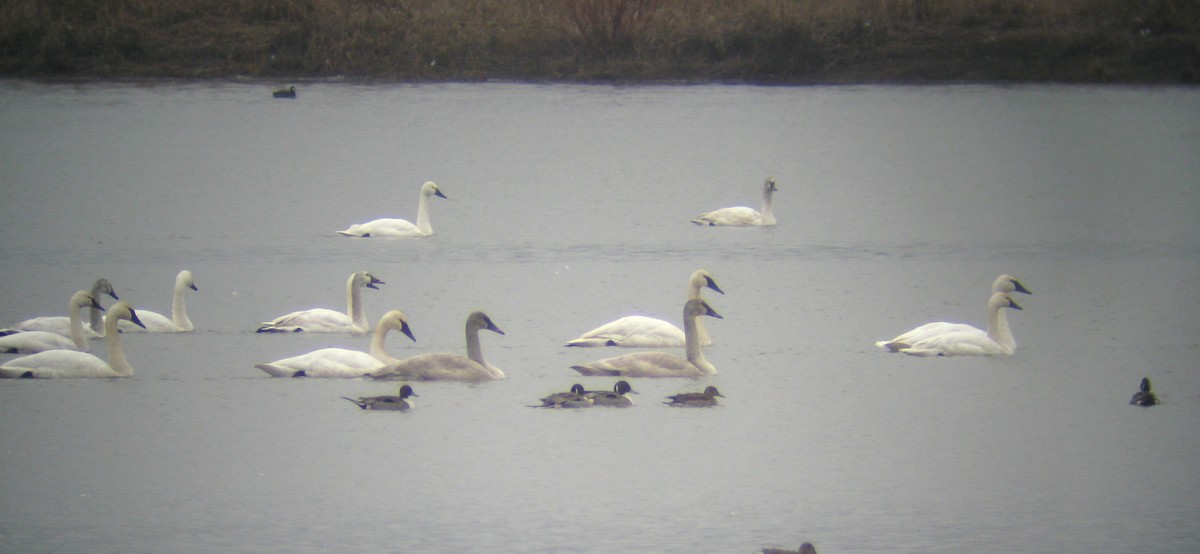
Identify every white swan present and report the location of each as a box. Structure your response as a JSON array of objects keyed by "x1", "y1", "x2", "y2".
[
  {"x1": 0, "y1": 291, "x2": 103, "y2": 353},
  {"x1": 0, "y1": 278, "x2": 119, "y2": 339},
  {"x1": 565, "y1": 269, "x2": 724, "y2": 348},
  {"x1": 257, "y1": 271, "x2": 384, "y2": 334},
  {"x1": 876, "y1": 274, "x2": 1031, "y2": 352},
  {"x1": 118, "y1": 270, "x2": 198, "y2": 333},
  {"x1": 691, "y1": 177, "x2": 777, "y2": 227},
  {"x1": 255, "y1": 310, "x2": 416, "y2": 378},
  {"x1": 371, "y1": 311, "x2": 505, "y2": 381},
  {"x1": 337, "y1": 181, "x2": 447, "y2": 238},
  {"x1": 571, "y1": 299, "x2": 722, "y2": 378},
  {"x1": 891, "y1": 292, "x2": 1024, "y2": 357},
  {"x1": 0, "y1": 302, "x2": 145, "y2": 378}
]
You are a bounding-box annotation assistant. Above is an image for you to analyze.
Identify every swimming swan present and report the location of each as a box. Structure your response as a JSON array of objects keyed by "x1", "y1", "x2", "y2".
[
  {"x1": 342, "y1": 384, "x2": 418, "y2": 411},
  {"x1": 876, "y1": 274, "x2": 1031, "y2": 352},
  {"x1": 533, "y1": 384, "x2": 593, "y2": 409},
  {"x1": 664, "y1": 385, "x2": 724, "y2": 407},
  {"x1": 257, "y1": 272, "x2": 384, "y2": 334},
  {"x1": 565, "y1": 269, "x2": 724, "y2": 348},
  {"x1": 571, "y1": 299, "x2": 722, "y2": 378},
  {"x1": 0, "y1": 278, "x2": 119, "y2": 339},
  {"x1": 255, "y1": 310, "x2": 416, "y2": 378},
  {"x1": 337, "y1": 181, "x2": 447, "y2": 238},
  {"x1": 0, "y1": 291, "x2": 103, "y2": 354},
  {"x1": 891, "y1": 292, "x2": 1023, "y2": 357},
  {"x1": 118, "y1": 270, "x2": 198, "y2": 333},
  {"x1": 0, "y1": 302, "x2": 145, "y2": 378},
  {"x1": 691, "y1": 177, "x2": 777, "y2": 227},
  {"x1": 371, "y1": 311, "x2": 505, "y2": 381}
]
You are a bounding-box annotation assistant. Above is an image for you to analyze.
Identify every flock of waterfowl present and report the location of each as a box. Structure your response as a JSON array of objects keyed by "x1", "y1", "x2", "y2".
[{"x1": 0, "y1": 177, "x2": 1159, "y2": 416}]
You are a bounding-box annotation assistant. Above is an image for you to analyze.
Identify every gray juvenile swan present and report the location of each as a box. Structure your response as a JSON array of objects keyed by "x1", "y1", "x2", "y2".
[
  {"x1": 371, "y1": 311, "x2": 505, "y2": 381},
  {"x1": 257, "y1": 271, "x2": 384, "y2": 334},
  {"x1": 565, "y1": 269, "x2": 724, "y2": 348},
  {"x1": 691, "y1": 177, "x2": 777, "y2": 227},
  {"x1": 0, "y1": 302, "x2": 145, "y2": 379},
  {"x1": 571, "y1": 299, "x2": 722, "y2": 378},
  {"x1": 0, "y1": 290, "x2": 103, "y2": 353},
  {"x1": 337, "y1": 181, "x2": 447, "y2": 238},
  {"x1": 118, "y1": 270, "x2": 198, "y2": 333},
  {"x1": 342, "y1": 384, "x2": 419, "y2": 411},
  {"x1": 255, "y1": 310, "x2": 415, "y2": 378}
]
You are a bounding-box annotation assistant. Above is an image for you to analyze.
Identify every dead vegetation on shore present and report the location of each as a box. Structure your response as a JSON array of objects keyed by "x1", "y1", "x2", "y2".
[{"x1": 1, "y1": 0, "x2": 1197, "y2": 83}]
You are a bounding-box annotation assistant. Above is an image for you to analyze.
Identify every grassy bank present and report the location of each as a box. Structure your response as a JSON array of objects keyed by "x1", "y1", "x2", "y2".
[{"x1": 1, "y1": 0, "x2": 1198, "y2": 83}]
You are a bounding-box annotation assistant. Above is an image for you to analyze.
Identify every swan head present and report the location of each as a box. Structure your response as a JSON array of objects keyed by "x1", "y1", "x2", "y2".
[
  {"x1": 379, "y1": 310, "x2": 416, "y2": 342},
  {"x1": 177, "y1": 270, "x2": 198, "y2": 292},
  {"x1": 421, "y1": 181, "x2": 447, "y2": 200},
  {"x1": 614, "y1": 380, "x2": 636, "y2": 395},
  {"x1": 355, "y1": 272, "x2": 386, "y2": 290},
  {"x1": 691, "y1": 269, "x2": 725, "y2": 295},
  {"x1": 764, "y1": 176, "x2": 778, "y2": 192},
  {"x1": 685, "y1": 298, "x2": 723, "y2": 320},
  {"x1": 994, "y1": 274, "x2": 1032, "y2": 295},
  {"x1": 702, "y1": 386, "x2": 724, "y2": 398},
  {"x1": 71, "y1": 290, "x2": 105, "y2": 312},
  {"x1": 92, "y1": 278, "x2": 119, "y2": 301},
  {"x1": 108, "y1": 301, "x2": 145, "y2": 330},
  {"x1": 989, "y1": 292, "x2": 1022, "y2": 311},
  {"x1": 398, "y1": 384, "x2": 418, "y2": 399},
  {"x1": 469, "y1": 311, "x2": 505, "y2": 336}
]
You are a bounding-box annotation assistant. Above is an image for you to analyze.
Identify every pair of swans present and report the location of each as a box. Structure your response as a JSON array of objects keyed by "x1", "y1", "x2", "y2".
[
  {"x1": 565, "y1": 269, "x2": 723, "y2": 348},
  {"x1": 1, "y1": 278, "x2": 118, "y2": 339},
  {"x1": 337, "y1": 181, "x2": 446, "y2": 238},
  {"x1": 571, "y1": 298, "x2": 722, "y2": 378},
  {"x1": 876, "y1": 274, "x2": 1031, "y2": 357},
  {"x1": 0, "y1": 290, "x2": 104, "y2": 353},
  {"x1": 691, "y1": 177, "x2": 777, "y2": 227},
  {"x1": 0, "y1": 302, "x2": 145, "y2": 378},
  {"x1": 257, "y1": 310, "x2": 506, "y2": 381},
  {"x1": 257, "y1": 271, "x2": 384, "y2": 334}
]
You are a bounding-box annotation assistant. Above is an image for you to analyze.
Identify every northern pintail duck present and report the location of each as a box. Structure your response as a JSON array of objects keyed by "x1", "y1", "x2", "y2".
[
  {"x1": 534, "y1": 384, "x2": 593, "y2": 409},
  {"x1": 342, "y1": 384, "x2": 418, "y2": 411},
  {"x1": 762, "y1": 542, "x2": 816, "y2": 554},
  {"x1": 664, "y1": 385, "x2": 724, "y2": 407},
  {"x1": 586, "y1": 380, "x2": 637, "y2": 407},
  {"x1": 273, "y1": 86, "x2": 296, "y2": 98},
  {"x1": 1130, "y1": 377, "x2": 1159, "y2": 407}
]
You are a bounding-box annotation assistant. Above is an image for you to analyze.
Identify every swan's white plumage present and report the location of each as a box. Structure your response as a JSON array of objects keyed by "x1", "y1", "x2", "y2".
[
  {"x1": 565, "y1": 269, "x2": 724, "y2": 348},
  {"x1": 371, "y1": 311, "x2": 505, "y2": 381},
  {"x1": 0, "y1": 290, "x2": 100, "y2": 353},
  {"x1": 337, "y1": 181, "x2": 446, "y2": 238},
  {"x1": 118, "y1": 270, "x2": 198, "y2": 333},
  {"x1": 571, "y1": 299, "x2": 722, "y2": 378},
  {"x1": 0, "y1": 278, "x2": 118, "y2": 339},
  {"x1": 691, "y1": 177, "x2": 777, "y2": 227},
  {"x1": 256, "y1": 272, "x2": 383, "y2": 334},
  {"x1": 892, "y1": 292, "x2": 1024, "y2": 357},
  {"x1": 255, "y1": 310, "x2": 416, "y2": 378},
  {"x1": 0, "y1": 302, "x2": 145, "y2": 378},
  {"x1": 876, "y1": 275, "x2": 1031, "y2": 352}
]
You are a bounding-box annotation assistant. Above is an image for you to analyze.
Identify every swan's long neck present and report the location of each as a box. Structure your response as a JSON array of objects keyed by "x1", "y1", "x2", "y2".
[
  {"x1": 171, "y1": 278, "x2": 193, "y2": 331},
  {"x1": 67, "y1": 299, "x2": 88, "y2": 350},
  {"x1": 347, "y1": 276, "x2": 367, "y2": 330},
  {"x1": 88, "y1": 282, "x2": 107, "y2": 334},
  {"x1": 686, "y1": 282, "x2": 711, "y2": 346},
  {"x1": 368, "y1": 321, "x2": 392, "y2": 361},
  {"x1": 760, "y1": 182, "x2": 776, "y2": 225},
  {"x1": 415, "y1": 190, "x2": 433, "y2": 235},
  {"x1": 103, "y1": 315, "x2": 134, "y2": 376},
  {"x1": 987, "y1": 301, "x2": 1016, "y2": 351},
  {"x1": 464, "y1": 321, "x2": 503, "y2": 378},
  {"x1": 683, "y1": 307, "x2": 716, "y2": 375}
]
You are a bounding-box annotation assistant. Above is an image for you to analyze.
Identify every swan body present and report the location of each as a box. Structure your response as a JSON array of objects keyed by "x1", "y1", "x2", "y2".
[
  {"x1": 257, "y1": 272, "x2": 384, "y2": 334},
  {"x1": 565, "y1": 269, "x2": 724, "y2": 348},
  {"x1": 0, "y1": 302, "x2": 145, "y2": 378},
  {"x1": 337, "y1": 181, "x2": 446, "y2": 238},
  {"x1": 691, "y1": 177, "x2": 777, "y2": 227},
  {"x1": 533, "y1": 384, "x2": 593, "y2": 409},
  {"x1": 0, "y1": 291, "x2": 103, "y2": 353},
  {"x1": 371, "y1": 311, "x2": 505, "y2": 381},
  {"x1": 342, "y1": 384, "x2": 418, "y2": 411},
  {"x1": 893, "y1": 293, "x2": 1023, "y2": 357},
  {"x1": 118, "y1": 270, "x2": 198, "y2": 333},
  {"x1": 256, "y1": 310, "x2": 415, "y2": 378},
  {"x1": 664, "y1": 385, "x2": 724, "y2": 407},
  {"x1": 0, "y1": 278, "x2": 119, "y2": 339},
  {"x1": 586, "y1": 380, "x2": 637, "y2": 407},
  {"x1": 571, "y1": 299, "x2": 722, "y2": 378},
  {"x1": 1130, "y1": 377, "x2": 1159, "y2": 407},
  {"x1": 876, "y1": 275, "x2": 1031, "y2": 352}
]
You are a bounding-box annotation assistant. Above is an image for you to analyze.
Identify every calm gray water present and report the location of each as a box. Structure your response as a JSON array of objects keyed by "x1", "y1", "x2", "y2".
[{"x1": 1, "y1": 81, "x2": 1198, "y2": 553}]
